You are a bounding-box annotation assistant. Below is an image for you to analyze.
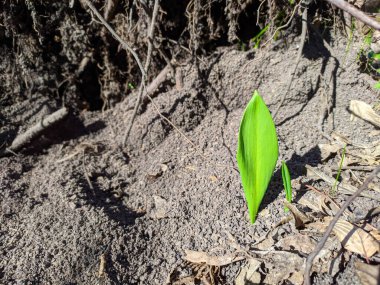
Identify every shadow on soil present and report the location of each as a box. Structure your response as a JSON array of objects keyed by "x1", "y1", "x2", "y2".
[{"x1": 260, "y1": 145, "x2": 321, "y2": 210}]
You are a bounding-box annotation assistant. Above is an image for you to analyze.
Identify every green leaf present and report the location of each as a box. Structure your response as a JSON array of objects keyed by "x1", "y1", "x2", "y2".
[
  {"x1": 237, "y1": 90, "x2": 279, "y2": 224},
  {"x1": 281, "y1": 161, "x2": 292, "y2": 212},
  {"x1": 374, "y1": 81, "x2": 380, "y2": 90},
  {"x1": 374, "y1": 53, "x2": 380, "y2": 60}
]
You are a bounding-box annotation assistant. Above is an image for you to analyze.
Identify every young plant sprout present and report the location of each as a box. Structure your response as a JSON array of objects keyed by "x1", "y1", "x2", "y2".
[
  {"x1": 281, "y1": 160, "x2": 292, "y2": 212},
  {"x1": 237, "y1": 90, "x2": 279, "y2": 224}
]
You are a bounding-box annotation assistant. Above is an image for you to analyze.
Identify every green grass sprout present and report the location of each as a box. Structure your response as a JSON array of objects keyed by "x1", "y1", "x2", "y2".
[
  {"x1": 237, "y1": 90, "x2": 279, "y2": 224},
  {"x1": 250, "y1": 24, "x2": 269, "y2": 49},
  {"x1": 331, "y1": 144, "x2": 347, "y2": 196},
  {"x1": 281, "y1": 160, "x2": 292, "y2": 212}
]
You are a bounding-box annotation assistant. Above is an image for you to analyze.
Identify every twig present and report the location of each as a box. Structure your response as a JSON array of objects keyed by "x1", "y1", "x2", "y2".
[
  {"x1": 83, "y1": 0, "x2": 146, "y2": 77},
  {"x1": 324, "y1": 0, "x2": 380, "y2": 31},
  {"x1": 123, "y1": 0, "x2": 160, "y2": 146},
  {"x1": 272, "y1": 3, "x2": 308, "y2": 119},
  {"x1": 304, "y1": 165, "x2": 380, "y2": 285},
  {"x1": 5, "y1": 107, "x2": 68, "y2": 153}
]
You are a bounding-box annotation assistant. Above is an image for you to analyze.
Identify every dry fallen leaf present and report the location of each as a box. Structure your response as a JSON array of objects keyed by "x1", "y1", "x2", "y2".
[
  {"x1": 276, "y1": 234, "x2": 316, "y2": 254},
  {"x1": 284, "y1": 200, "x2": 311, "y2": 228},
  {"x1": 319, "y1": 197, "x2": 340, "y2": 217},
  {"x1": 183, "y1": 250, "x2": 245, "y2": 266},
  {"x1": 333, "y1": 219, "x2": 380, "y2": 258},
  {"x1": 235, "y1": 258, "x2": 261, "y2": 285},
  {"x1": 261, "y1": 251, "x2": 304, "y2": 285},
  {"x1": 318, "y1": 143, "x2": 341, "y2": 161},
  {"x1": 355, "y1": 261, "x2": 380, "y2": 285},
  {"x1": 349, "y1": 100, "x2": 380, "y2": 128}
]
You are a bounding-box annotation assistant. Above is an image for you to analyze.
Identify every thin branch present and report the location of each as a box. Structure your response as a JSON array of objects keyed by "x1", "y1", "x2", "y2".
[
  {"x1": 83, "y1": 0, "x2": 146, "y2": 77},
  {"x1": 303, "y1": 165, "x2": 380, "y2": 285},
  {"x1": 325, "y1": 0, "x2": 380, "y2": 31},
  {"x1": 123, "y1": 0, "x2": 160, "y2": 146}
]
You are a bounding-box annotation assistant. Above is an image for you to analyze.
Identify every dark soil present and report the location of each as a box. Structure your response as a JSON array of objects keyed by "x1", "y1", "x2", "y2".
[{"x1": 1, "y1": 1, "x2": 380, "y2": 285}]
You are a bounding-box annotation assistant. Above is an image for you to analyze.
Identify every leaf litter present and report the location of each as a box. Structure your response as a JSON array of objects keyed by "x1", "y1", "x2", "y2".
[{"x1": 173, "y1": 123, "x2": 380, "y2": 284}]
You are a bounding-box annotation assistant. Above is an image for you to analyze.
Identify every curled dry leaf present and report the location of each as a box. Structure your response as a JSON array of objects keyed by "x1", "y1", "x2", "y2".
[
  {"x1": 333, "y1": 219, "x2": 380, "y2": 258},
  {"x1": 355, "y1": 261, "x2": 380, "y2": 285},
  {"x1": 284, "y1": 200, "x2": 311, "y2": 229},
  {"x1": 183, "y1": 250, "x2": 245, "y2": 267},
  {"x1": 349, "y1": 100, "x2": 380, "y2": 128}
]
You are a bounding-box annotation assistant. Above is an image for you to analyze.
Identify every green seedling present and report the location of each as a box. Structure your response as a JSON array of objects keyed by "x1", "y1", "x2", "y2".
[
  {"x1": 281, "y1": 160, "x2": 292, "y2": 212},
  {"x1": 237, "y1": 90, "x2": 279, "y2": 224},
  {"x1": 331, "y1": 144, "x2": 346, "y2": 196},
  {"x1": 250, "y1": 24, "x2": 269, "y2": 49}
]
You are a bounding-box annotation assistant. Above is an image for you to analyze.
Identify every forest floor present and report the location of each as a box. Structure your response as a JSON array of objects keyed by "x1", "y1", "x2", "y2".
[{"x1": 1, "y1": 1, "x2": 380, "y2": 285}]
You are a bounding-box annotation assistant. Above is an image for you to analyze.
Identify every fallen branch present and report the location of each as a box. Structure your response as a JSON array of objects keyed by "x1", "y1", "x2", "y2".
[
  {"x1": 325, "y1": 0, "x2": 380, "y2": 31},
  {"x1": 304, "y1": 165, "x2": 380, "y2": 285},
  {"x1": 6, "y1": 107, "x2": 69, "y2": 153}
]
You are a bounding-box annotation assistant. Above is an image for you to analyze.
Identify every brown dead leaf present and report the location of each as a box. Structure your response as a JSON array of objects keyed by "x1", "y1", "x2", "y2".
[
  {"x1": 235, "y1": 258, "x2": 261, "y2": 285},
  {"x1": 284, "y1": 200, "x2": 311, "y2": 228},
  {"x1": 288, "y1": 271, "x2": 304, "y2": 285},
  {"x1": 183, "y1": 250, "x2": 245, "y2": 266},
  {"x1": 319, "y1": 197, "x2": 340, "y2": 217},
  {"x1": 355, "y1": 261, "x2": 380, "y2": 285},
  {"x1": 318, "y1": 143, "x2": 341, "y2": 161},
  {"x1": 349, "y1": 100, "x2": 380, "y2": 128},
  {"x1": 298, "y1": 196, "x2": 320, "y2": 212},
  {"x1": 261, "y1": 251, "x2": 304, "y2": 285},
  {"x1": 333, "y1": 219, "x2": 380, "y2": 258},
  {"x1": 276, "y1": 234, "x2": 316, "y2": 254}
]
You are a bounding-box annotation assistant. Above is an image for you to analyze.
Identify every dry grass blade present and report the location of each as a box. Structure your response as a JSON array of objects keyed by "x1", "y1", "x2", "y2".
[
  {"x1": 349, "y1": 100, "x2": 380, "y2": 128},
  {"x1": 332, "y1": 219, "x2": 379, "y2": 258}
]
